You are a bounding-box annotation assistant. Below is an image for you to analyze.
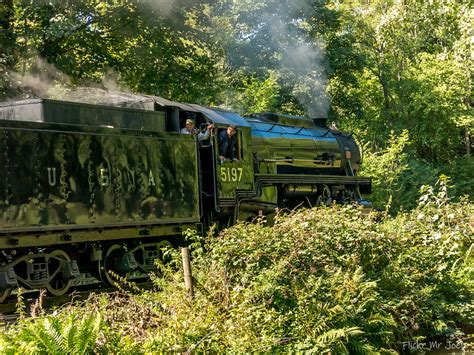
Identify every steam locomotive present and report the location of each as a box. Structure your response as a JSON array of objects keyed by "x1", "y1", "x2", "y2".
[{"x1": 0, "y1": 95, "x2": 371, "y2": 301}]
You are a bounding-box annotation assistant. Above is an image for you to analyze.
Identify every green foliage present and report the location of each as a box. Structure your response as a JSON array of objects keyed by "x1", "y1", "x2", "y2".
[
  {"x1": 230, "y1": 71, "x2": 281, "y2": 114},
  {"x1": 1, "y1": 312, "x2": 102, "y2": 354},
  {"x1": 396, "y1": 158, "x2": 440, "y2": 210},
  {"x1": 360, "y1": 130, "x2": 411, "y2": 210},
  {"x1": 361, "y1": 129, "x2": 472, "y2": 212},
  {"x1": 445, "y1": 156, "x2": 474, "y2": 199},
  {"x1": 335, "y1": 0, "x2": 472, "y2": 165},
  {"x1": 0, "y1": 0, "x2": 17, "y2": 98},
  {"x1": 2, "y1": 182, "x2": 471, "y2": 353},
  {"x1": 379, "y1": 179, "x2": 473, "y2": 334},
  {"x1": 2, "y1": 0, "x2": 225, "y2": 103},
  {"x1": 402, "y1": 53, "x2": 472, "y2": 162}
]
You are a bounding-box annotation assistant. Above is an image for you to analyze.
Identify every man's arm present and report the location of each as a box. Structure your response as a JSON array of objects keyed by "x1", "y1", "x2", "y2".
[
  {"x1": 197, "y1": 130, "x2": 208, "y2": 141},
  {"x1": 197, "y1": 124, "x2": 214, "y2": 141}
]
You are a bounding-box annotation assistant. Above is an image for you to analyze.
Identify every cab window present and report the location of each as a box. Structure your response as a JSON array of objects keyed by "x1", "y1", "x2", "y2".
[{"x1": 217, "y1": 126, "x2": 243, "y2": 161}]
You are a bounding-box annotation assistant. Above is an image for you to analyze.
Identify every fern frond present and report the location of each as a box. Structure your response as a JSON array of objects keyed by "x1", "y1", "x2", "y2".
[
  {"x1": 64, "y1": 315, "x2": 78, "y2": 351},
  {"x1": 316, "y1": 326, "x2": 364, "y2": 346},
  {"x1": 73, "y1": 313, "x2": 102, "y2": 354},
  {"x1": 21, "y1": 318, "x2": 65, "y2": 354},
  {"x1": 43, "y1": 317, "x2": 67, "y2": 353}
]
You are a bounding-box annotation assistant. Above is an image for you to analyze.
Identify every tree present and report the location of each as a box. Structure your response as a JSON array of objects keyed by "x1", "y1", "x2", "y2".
[
  {"x1": 334, "y1": 0, "x2": 472, "y2": 162},
  {"x1": 202, "y1": 0, "x2": 338, "y2": 116},
  {"x1": 1, "y1": 0, "x2": 224, "y2": 103},
  {"x1": 0, "y1": 0, "x2": 16, "y2": 97}
]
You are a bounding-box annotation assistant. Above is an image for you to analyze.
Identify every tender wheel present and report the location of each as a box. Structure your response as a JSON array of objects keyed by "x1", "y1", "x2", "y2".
[
  {"x1": 46, "y1": 250, "x2": 72, "y2": 296},
  {"x1": 0, "y1": 288, "x2": 12, "y2": 303},
  {"x1": 125, "y1": 240, "x2": 174, "y2": 278},
  {"x1": 322, "y1": 185, "x2": 332, "y2": 206},
  {"x1": 99, "y1": 244, "x2": 126, "y2": 286},
  {"x1": 343, "y1": 189, "x2": 356, "y2": 203}
]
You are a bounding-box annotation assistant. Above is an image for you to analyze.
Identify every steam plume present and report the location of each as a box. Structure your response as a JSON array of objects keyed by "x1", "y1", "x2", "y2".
[{"x1": 223, "y1": 0, "x2": 329, "y2": 117}]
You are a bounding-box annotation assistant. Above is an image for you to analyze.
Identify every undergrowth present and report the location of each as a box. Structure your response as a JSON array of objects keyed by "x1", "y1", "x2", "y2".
[{"x1": 0, "y1": 180, "x2": 472, "y2": 353}]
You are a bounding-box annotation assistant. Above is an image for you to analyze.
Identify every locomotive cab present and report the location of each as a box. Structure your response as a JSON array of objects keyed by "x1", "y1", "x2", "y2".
[
  {"x1": 156, "y1": 101, "x2": 257, "y2": 225},
  {"x1": 185, "y1": 106, "x2": 255, "y2": 223}
]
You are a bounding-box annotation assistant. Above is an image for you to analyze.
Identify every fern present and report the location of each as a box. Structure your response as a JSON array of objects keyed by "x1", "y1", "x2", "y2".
[
  {"x1": 44, "y1": 317, "x2": 68, "y2": 353},
  {"x1": 16, "y1": 312, "x2": 101, "y2": 354},
  {"x1": 21, "y1": 317, "x2": 67, "y2": 354},
  {"x1": 73, "y1": 313, "x2": 102, "y2": 353},
  {"x1": 65, "y1": 315, "x2": 78, "y2": 352},
  {"x1": 316, "y1": 326, "x2": 364, "y2": 347}
]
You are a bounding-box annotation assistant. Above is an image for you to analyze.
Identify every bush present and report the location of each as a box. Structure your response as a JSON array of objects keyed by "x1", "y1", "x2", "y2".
[
  {"x1": 445, "y1": 155, "x2": 474, "y2": 199},
  {"x1": 1, "y1": 181, "x2": 472, "y2": 353},
  {"x1": 359, "y1": 130, "x2": 412, "y2": 211},
  {"x1": 360, "y1": 130, "x2": 472, "y2": 213}
]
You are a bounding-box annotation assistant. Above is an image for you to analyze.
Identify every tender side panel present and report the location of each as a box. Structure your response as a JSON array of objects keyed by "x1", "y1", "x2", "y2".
[{"x1": 0, "y1": 125, "x2": 200, "y2": 232}]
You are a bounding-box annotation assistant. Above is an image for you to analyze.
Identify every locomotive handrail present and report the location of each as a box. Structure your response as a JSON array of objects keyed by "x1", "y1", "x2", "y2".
[
  {"x1": 263, "y1": 158, "x2": 340, "y2": 166},
  {"x1": 253, "y1": 174, "x2": 371, "y2": 184},
  {"x1": 209, "y1": 137, "x2": 221, "y2": 213},
  {"x1": 262, "y1": 158, "x2": 294, "y2": 163}
]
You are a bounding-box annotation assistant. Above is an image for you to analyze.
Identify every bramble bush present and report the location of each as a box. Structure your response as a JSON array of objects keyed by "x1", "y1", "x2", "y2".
[{"x1": 0, "y1": 180, "x2": 472, "y2": 353}]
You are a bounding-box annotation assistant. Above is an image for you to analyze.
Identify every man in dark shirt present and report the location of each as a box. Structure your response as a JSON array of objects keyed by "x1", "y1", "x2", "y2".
[{"x1": 218, "y1": 125, "x2": 238, "y2": 162}]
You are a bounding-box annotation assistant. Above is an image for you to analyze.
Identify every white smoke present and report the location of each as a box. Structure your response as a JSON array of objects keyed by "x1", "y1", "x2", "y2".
[
  {"x1": 224, "y1": 0, "x2": 330, "y2": 117},
  {"x1": 138, "y1": 0, "x2": 182, "y2": 18},
  {"x1": 6, "y1": 56, "x2": 139, "y2": 105},
  {"x1": 8, "y1": 57, "x2": 71, "y2": 99},
  {"x1": 263, "y1": 1, "x2": 329, "y2": 117},
  {"x1": 280, "y1": 38, "x2": 329, "y2": 118},
  {"x1": 100, "y1": 70, "x2": 131, "y2": 93}
]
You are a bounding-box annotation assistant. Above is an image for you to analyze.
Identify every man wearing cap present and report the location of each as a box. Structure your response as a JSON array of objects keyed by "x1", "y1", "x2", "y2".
[
  {"x1": 181, "y1": 118, "x2": 214, "y2": 141},
  {"x1": 218, "y1": 125, "x2": 238, "y2": 162}
]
